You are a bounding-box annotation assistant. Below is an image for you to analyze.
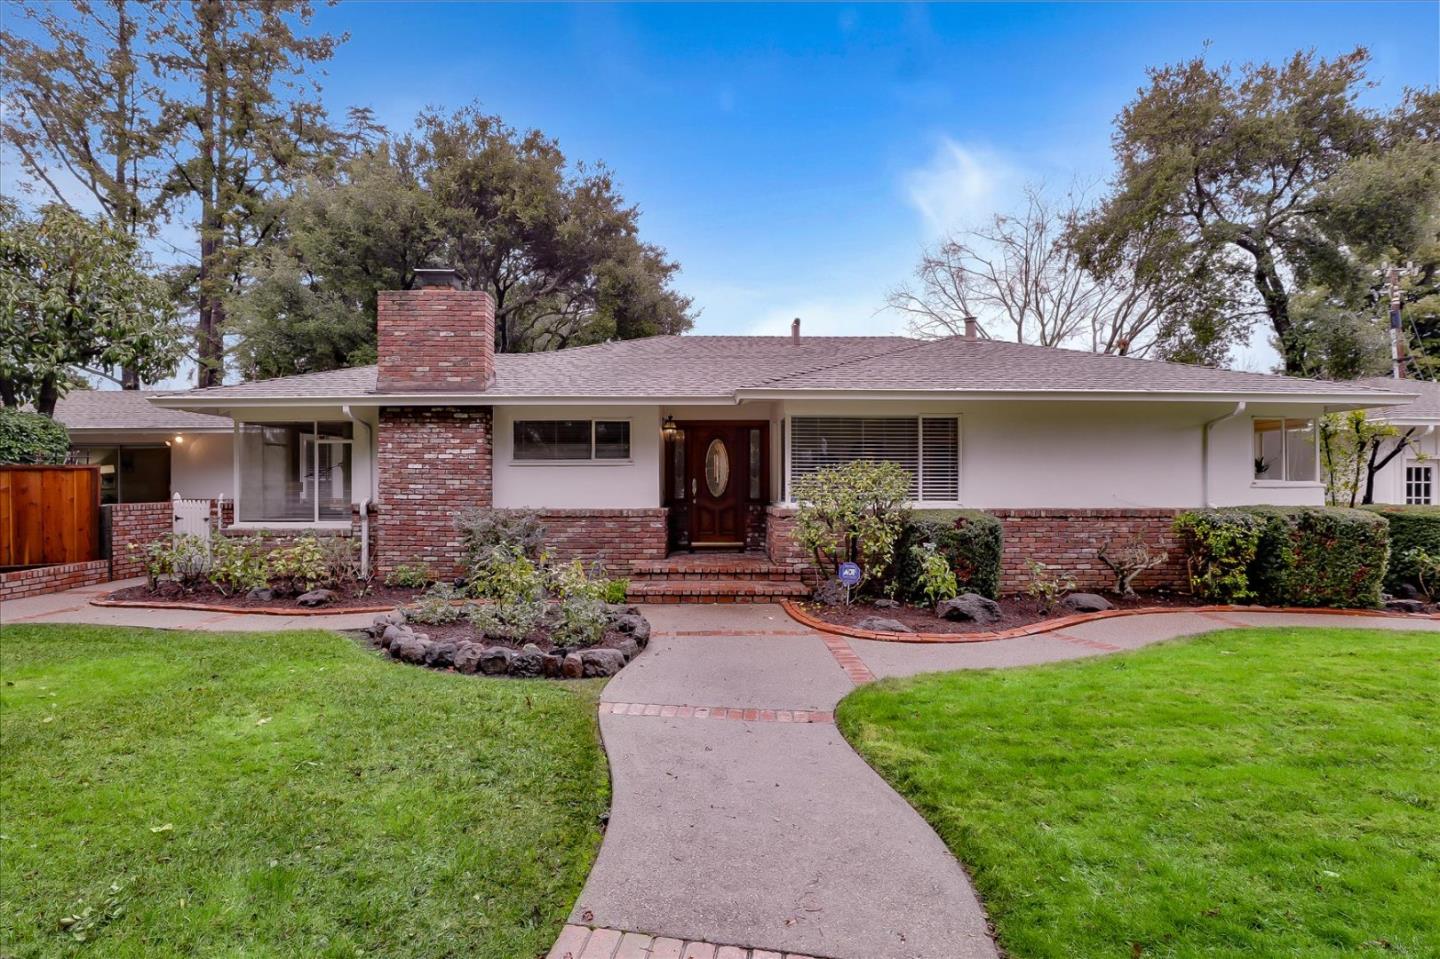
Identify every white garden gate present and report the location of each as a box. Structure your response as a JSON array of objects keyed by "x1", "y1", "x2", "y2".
[{"x1": 172, "y1": 493, "x2": 212, "y2": 540}]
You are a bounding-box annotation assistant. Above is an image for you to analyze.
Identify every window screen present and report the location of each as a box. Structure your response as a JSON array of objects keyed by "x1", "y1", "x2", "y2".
[{"x1": 790, "y1": 416, "x2": 959, "y2": 502}]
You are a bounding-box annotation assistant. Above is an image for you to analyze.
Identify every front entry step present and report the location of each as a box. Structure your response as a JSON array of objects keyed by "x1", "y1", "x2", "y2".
[
  {"x1": 629, "y1": 552, "x2": 809, "y2": 584},
  {"x1": 626, "y1": 578, "x2": 810, "y2": 604}
]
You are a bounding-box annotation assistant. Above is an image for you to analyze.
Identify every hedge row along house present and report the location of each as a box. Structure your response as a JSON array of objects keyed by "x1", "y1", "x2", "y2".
[{"x1": 60, "y1": 267, "x2": 1395, "y2": 601}]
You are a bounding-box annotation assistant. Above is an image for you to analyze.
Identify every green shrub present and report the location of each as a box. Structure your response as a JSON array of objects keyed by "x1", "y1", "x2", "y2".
[
  {"x1": 266, "y1": 537, "x2": 329, "y2": 594},
  {"x1": 384, "y1": 563, "x2": 432, "y2": 589},
  {"x1": 1400, "y1": 546, "x2": 1440, "y2": 600},
  {"x1": 1245, "y1": 506, "x2": 1388, "y2": 608},
  {"x1": 469, "y1": 544, "x2": 545, "y2": 603},
  {"x1": 1025, "y1": 561, "x2": 1075, "y2": 611},
  {"x1": 136, "y1": 533, "x2": 211, "y2": 591},
  {"x1": 603, "y1": 578, "x2": 630, "y2": 604},
  {"x1": 208, "y1": 536, "x2": 268, "y2": 596},
  {"x1": 553, "y1": 593, "x2": 608, "y2": 648},
  {"x1": 1173, "y1": 510, "x2": 1265, "y2": 602},
  {"x1": 892, "y1": 509, "x2": 1003, "y2": 601},
  {"x1": 453, "y1": 507, "x2": 545, "y2": 567},
  {"x1": 1362, "y1": 505, "x2": 1440, "y2": 592},
  {"x1": 548, "y1": 559, "x2": 609, "y2": 603},
  {"x1": 908, "y1": 543, "x2": 959, "y2": 605},
  {"x1": 0, "y1": 408, "x2": 68, "y2": 464},
  {"x1": 793, "y1": 461, "x2": 912, "y2": 588},
  {"x1": 466, "y1": 599, "x2": 546, "y2": 640},
  {"x1": 405, "y1": 582, "x2": 466, "y2": 625}
]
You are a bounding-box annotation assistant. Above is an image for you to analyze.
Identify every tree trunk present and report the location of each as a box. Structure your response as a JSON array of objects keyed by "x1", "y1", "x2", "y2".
[
  {"x1": 35, "y1": 378, "x2": 60, "y2": 418},
  {"x1": 195, "y1": 4, "x2": 223, "y2": 388},
  {"x1": 1238, "y1": 233, "x2": 1299, "y2": 374},
  {"x1": 115, "y1": 0, "x2": 142, "y2": 390}
]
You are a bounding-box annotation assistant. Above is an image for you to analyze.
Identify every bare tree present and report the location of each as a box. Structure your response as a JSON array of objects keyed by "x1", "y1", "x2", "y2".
[{"x1": 888, "y1": 183, "x2": 1234, "y2": 360}]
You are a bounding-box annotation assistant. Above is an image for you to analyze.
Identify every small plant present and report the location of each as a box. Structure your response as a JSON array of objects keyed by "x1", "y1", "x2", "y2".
[
  {"x1": 553, "y1": 592, "x2": 608, "y2": 648},
  {"x1": 1025, "y1": 561, "x2": 1075, "y2": 611},
  {"x1": 549, "y1": 559, "x2": 609, "y2": 603},
  {"x1": 266, "y1": 536, "x2": 328, "y2": 594},
  {"x1": 467, "y1": 599, "x2": 546, "y2": 641},
  {"x1": 1096, "y1": 538, "x2": 1168, "y2": 598},
  {"x1": 385, "y1": 563, "x2": 432, "y2": 589},
  {"x1": 454, "y1": 506, "x2": 545, "y2": 567},
  {"x1": 603, "y1": 578, "x2": 630, "y2": 604},
  {"x1": 316, "y1": 536, "x2": 369, "y2": 594},
  {"x1": 208, "y1": 536, "x2": 268, "y2": 596},
  {"x1": 1402, "y1": 546, "x2": 1440, "y2": 600},
  {"x1": 137, "y1": 533, "x2": 211, "y2": 591},
  {"x1": 1173, "y1": 510, "x2": 1263, "y2": 603},
  {"x1": 792, "y1": 460, "x2": 912, "y2": 589},
  {"x1": 469, "y1": 544, "x2": 545, "y2": 603},
  {"x1": 404, "y1": 582, "x2": 467, "y2": 625},
  {"x1": 909, "y1": 542, "x2": 958, "y2": 605}
]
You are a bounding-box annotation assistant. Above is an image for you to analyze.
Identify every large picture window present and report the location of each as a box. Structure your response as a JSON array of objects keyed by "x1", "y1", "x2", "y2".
[
  {"x1": 238, "y1": 421, "x2": 352, "y2": 524},
  {"x1": 1253, "y1": 418, "x2": 1317, "y2": 482},
  {"x1": 70, "y1": 446, "x2": 170, "y2": 504},
  {"x1": 789, "y1": 416, "x2": 960, "y2": 502},
  {"x1": 513, "y1": 420, "x2": 631, "y2": 461}
]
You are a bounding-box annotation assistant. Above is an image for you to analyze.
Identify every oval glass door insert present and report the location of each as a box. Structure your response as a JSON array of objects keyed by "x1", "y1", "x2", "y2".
[{"x1": 704, "y1": 438, "x2": 730, "y2": 497}]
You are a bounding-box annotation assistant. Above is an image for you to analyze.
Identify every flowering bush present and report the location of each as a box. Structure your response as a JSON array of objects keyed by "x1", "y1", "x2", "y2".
[{"x1": 793, "y1": 461, "x2": 911, "y2": 588}]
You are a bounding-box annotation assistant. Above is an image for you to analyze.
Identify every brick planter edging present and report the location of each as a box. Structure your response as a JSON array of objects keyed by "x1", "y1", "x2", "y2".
[
  {"x1": 89, "y1": 597, "x2": 396, "y2": 616},
  {"x1": 1, "y1": 559, "x2": 111, "y2": 602},
  {"x1": 781, "y1": 599, "x2": 1439, "y2": 645}
]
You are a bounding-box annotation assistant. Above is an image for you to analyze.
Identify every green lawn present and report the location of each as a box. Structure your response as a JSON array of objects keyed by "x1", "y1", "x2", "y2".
[
  {"x1": 0, "y1": 625, "x2": 609, "y2": 959},
  {"x1": 839, "y1": 627, "x2": 1440, "y2": 959}
]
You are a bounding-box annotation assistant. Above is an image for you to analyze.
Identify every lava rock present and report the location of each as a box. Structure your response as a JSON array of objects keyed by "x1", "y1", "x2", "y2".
[
  {"x1": 390, "y1": 634, "x2": 432, "y2": 664},
  {"x1": 1061, "y1": 592, "x2": 1114, "y2": 613},
  {"x1": 1385, "y1": 598, "x2": 1427, "y2": 614},
  {"x1": 453, "y1": 643, "x2": 484, "y2": 674},
  {"x1": 424, "y1": 641, "x2": 459, "y2": 669},
  {"x1": 812, "y1": 579, "x2": 848, "y2": 607},
  {"x1": 542, "y1": 653, "x2": 564, "y2": 678},
  {"x1": 873, "y1": 598, "x2": 900, "y2": 609},
  {"x1": 854, "y1": 616, "x2": 911, "y2": 633},
  {"x1": 380, "y1": 623, "x2": 413, "y2": 649},
  {"x1": 510, "y1": 644, "x2": 545, "y2": 677},
  {"x1": 246, "y1": 587, "x2": 275, "y2": 602},
  {"x1": 478, "y1": 646, "x2": 514, "y2": 676},
  {"x1": 612, "y1": 637, "x2": 640, "y2": 662},
  {"x1": 936, "y1": 594, "x2": 1002, "y2": 624},
  {"x1": 581, "y1": 648, "x2": 627, "y2": 677},
  {"x1": 562, "y1": 652, "x2": 584, "y2": 679},
  {"x1": 1393, "y1": 583, "x2": 1421, "y2": 600},
  {"x1": 296, "y1": 588, "x2": 337, "y2": 608}
]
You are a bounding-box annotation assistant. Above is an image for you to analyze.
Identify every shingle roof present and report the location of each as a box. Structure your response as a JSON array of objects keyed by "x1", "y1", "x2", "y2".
[
  {"x1": 150, "y1": 335, "x2": 1416, "y2": 406},
  {"x1": 1354, "y1": 376, "x2": 1440, "y2": 419},
  {"x1": 52, "y1": 389, "x2": 232, "y2": 431}
]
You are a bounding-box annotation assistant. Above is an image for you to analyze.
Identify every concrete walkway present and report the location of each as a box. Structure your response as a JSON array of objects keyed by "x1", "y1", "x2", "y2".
[{"x1": 557, "y1": 604, "x2": 1440, "y2": 959}]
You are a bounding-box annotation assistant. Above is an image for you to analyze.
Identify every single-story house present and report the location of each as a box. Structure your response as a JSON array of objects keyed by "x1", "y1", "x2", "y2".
[
  {"x1": 1355, "y1": 376, "x2": 1440, "y2": 506},
  {"x1": 140, "y1": 268, "x2": 1417, "y2": 596}
]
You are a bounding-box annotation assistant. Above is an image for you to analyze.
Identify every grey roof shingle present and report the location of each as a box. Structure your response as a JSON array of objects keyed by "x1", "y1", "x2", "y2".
[
  {"x1": 53, "y1": 389, "x2": 232, "y2": 431},
  {"x1": 1354, "y1": 376, "x2": 1440, "y2": 419},
  {"x1": 149, "y1": 335, "x2": 1416, "y2": 406}
]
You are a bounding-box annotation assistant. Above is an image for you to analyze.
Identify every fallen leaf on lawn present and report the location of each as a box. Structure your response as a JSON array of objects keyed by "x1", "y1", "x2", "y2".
[
  {"x1": 256, "y1": 717, "x2": 272, "y2": 726},
  {"x1": 149, "y1": 823, "x2": 173, "y2": 833}
]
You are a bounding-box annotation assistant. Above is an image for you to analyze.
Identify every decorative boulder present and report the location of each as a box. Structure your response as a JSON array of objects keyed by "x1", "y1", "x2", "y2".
[
  {"x1": 612, "y1": 612, "x2": 651, "y2": 644},
  {"x1": 390, "y1": 634, "x2": 432, "y2": 664},
  {"x1": 936, "y1": 594, "x2": 1002, "y2": 624},
  {"x1": 612, "y1": 637, "x2": 640, "y2": 663},
  {"x1": 1061, "y1": 592, "x2": 1114, "y2": 613},
  {"x1": 562, "y1": 652, "x2": 585, "y2": 679},
  {"x1": 1393, "y1": 583, "x2": 1421, "y2": 600},
  {"x1": 581, "y1": 648, "x2": 627, "y2": 677},
  {"x1": 510, "y1": 644, "x2": 545, "y2": 677},
  {"x1": 246, "y1": 587, "x2": 275, "y2": 602},
  {"x1": 453, "y1": 643, "x2": 484, "y2": 674},
  {"x1": 542, "y1": 653, "x2": 565, "y2": 678},
  {"x1": 424, "y1": 641, "x2": 459, "y2": 669},
  {"x1": 812, "y1": 579, "x2": 848, "y2": 607},
  {"x1": 478, "y1": 646, "x2": 514, "y2": 676},
  {"x1": 1385, "y1": 598, "x2": 1426, "y2": 614},
  {"x1": 873, "y1": 598, "x2": 900, "y2": 609},
  {"x1": 296, "y1": 588, "x2": 337, "y2": 608},
  {"x1": 379, "y1": 623, "x2": 412, "y2": 649},
  {"x1": 854, "y1": 616, "x2": 911, "y2": 633}
]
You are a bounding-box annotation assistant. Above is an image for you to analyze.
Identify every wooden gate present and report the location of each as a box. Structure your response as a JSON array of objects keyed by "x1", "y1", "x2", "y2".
[
  {"x1": 0, "y1": 465, "x2": 102, "y2": 568},
  {"x1": 172, "y1": 493, "x2": 212, "y2": 540}
]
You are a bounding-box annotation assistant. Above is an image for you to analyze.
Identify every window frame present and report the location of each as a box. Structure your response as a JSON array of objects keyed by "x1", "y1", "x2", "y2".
[
  {"x1": 1405, "y1": 461, "x2": 1434, "y2": 505},
  {"x1": 1251, "y1": 416, "x2": 1321, "y2": 486},
  {"x1": 232, "y1": 420, "x2": 355, "y2": 528},
  {"x1": 510, "y1": 418, "x2": 634, "y2": 465},
  {"x1": 783, "y1": 414, "x2": 962, "y2": 505}
]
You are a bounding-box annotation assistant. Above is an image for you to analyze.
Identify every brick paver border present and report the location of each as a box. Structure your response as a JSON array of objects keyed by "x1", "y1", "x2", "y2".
[
  {"x1": 549, "y1": 923, "x2": 828, "y2": 959},
  {"x1": 816, "y1": 634, "x2": 876, "y2": 684},
  {"x1": 599, "y1": 702, "x2": 834, "y2": 724}
]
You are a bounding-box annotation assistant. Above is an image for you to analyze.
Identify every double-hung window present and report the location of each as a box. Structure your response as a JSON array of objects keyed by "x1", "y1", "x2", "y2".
[
  {"x1": 1406, "y1": 463, "x2": 1434, "y2": 505},
  {"x1": 238, "y1": 421, "x2": 353, "y2": 524},
  {"x1": 789, "y1": 416, "x2": 960, "y2": 502},
  {"x1": 513, "y1": 420, "x2": 631, "y2": 461},
  {"x1": 1253, "y1": 418, "x2": 1317, "y2": 483}
]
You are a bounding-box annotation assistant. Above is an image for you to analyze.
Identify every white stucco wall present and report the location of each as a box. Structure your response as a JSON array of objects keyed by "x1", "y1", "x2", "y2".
[
  {"x1": 171, "y1": 431, "x2": 234, "y2": 499},
  {"x1": 1365, "y1": 426, "x2": 1440, "y2": 505},
  {"x1": 491, "y1": 405, "x2": 663, "y2": 509}
]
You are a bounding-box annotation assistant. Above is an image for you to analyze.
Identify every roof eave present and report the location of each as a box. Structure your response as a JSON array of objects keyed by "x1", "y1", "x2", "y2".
[
  {"x1": 148, "y1": 392, "x2": 742, "y2": 410},
  {"x1": 735, "y1": 387, "x2": 1417, "y2": 407}
]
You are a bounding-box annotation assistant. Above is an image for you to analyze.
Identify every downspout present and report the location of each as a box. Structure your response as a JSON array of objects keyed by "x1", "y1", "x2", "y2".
[
  {"x1": 1202, "y1": 401, "x2": 1246, "y2": 508},
  {"x1": 342, "y1": 405, "x2": 373, "y2": 578}
]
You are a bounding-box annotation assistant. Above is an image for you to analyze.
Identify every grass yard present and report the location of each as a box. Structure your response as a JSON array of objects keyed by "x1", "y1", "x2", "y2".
[
  {"x1": 839, "y1": 627, "x2": 1440, "y2": 959},
  {"x1": 0, "y1": 625, "x2": 609, "y2": 959}
]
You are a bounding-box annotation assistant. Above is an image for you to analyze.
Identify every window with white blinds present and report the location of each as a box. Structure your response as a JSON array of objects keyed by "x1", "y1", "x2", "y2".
[{"x1": 789, "y1": 416, "x2": 960, "y2": 502}]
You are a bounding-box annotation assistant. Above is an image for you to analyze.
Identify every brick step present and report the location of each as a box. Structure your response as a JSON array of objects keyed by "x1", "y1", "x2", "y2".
[
  {"x1": 626, "y1": 578, "x2": 811, "y2": 604},
  {"x1": 628, "y1": 558, "x2": 809, "y2": 583}
]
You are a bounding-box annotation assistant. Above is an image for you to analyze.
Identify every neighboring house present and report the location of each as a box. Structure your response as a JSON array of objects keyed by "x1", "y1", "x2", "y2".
[
  {"x1": 52, "y1": 390, "x2": 234, "y2": 504},
  {"x1": 148, "y1": 269, "x2": 1413, "y2": 593},
  {"x1": 1352, "y1": 376, "x2": 1440, "y2": 506}
]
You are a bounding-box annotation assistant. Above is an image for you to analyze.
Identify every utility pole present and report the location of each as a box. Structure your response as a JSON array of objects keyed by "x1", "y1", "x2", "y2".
[{"x1": 1389, "y1": 266, "x2": 1406, "y2": 380}]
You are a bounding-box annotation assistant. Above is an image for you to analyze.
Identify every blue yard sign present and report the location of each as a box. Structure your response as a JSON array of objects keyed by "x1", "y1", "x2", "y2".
[{"x1": 838, "y1": 562, "x2": 862, "y2": 586}]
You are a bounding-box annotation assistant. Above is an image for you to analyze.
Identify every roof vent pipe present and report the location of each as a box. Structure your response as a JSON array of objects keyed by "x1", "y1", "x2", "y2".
[
  {"x1": 964, "y1": 316, "x2": 978, "y2": 341},
  {"x1": 791, "y1": 317, "x2": 801, "y2": 344}
]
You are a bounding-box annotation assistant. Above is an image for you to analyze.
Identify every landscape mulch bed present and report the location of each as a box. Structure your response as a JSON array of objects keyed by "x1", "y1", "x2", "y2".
[
  {"x1": 806, "y1": 592, "x2": 1219, "y2": 636},
  {"x1": 104, "y1": 582, "x2": 423, "y2": 613},
  {"x1": 392, "y1": 619, "x2": 637, "y2": 656}
]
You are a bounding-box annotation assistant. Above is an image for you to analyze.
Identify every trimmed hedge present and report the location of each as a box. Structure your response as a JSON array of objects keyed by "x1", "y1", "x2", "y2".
[
  {"x1": 1363, "y1": 505, "x2": 1440, "y2": 592},
  {"x1": 893, "y1": 509, "x2": 1003, "y2": 601},
  {"x1": 0, "y1": 408, "x2": 69, "y2": 465},
  {"x1": 1174, "y1": 507, "x2": 1389, "y2": 608}
]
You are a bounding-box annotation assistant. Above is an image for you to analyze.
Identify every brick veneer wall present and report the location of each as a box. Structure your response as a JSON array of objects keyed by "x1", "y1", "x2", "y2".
[
  {"x1": 992, "y1": 508, "x2": 1185, "y2": 592},
  {"x1": 376, "y1": 406, "x2": 492, "y2": 577},
  {"x1": 105, "y1": 501, "x2": 174, "y2": 580},
  {"x1": 0, "y1": 559, "x2": 110, "y2": 601},
  {"x1": 377, "y1": 288, "x2": 494, "y2": 393},
  {"x1": 531, "y1": 509, "x2": 668, "y2": 573},
  {"x1": 766, "y1": 506, "x2": 808, "y2": 566}
]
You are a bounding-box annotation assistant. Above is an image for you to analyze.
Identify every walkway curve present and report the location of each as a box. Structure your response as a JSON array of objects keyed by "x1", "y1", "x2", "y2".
[{"x1": 556, "y1": 604, "x2": 1440, "y2": 959}]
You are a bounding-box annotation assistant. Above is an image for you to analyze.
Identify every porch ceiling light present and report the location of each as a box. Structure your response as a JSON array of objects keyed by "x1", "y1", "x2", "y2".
[{"x1": 661, "y1": 416, "x2": 682, "y2": 438}]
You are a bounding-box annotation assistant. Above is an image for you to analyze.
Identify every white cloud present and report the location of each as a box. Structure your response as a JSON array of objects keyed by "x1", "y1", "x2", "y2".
[{"x1": 901, "y1": 137, "x2": 1024, "y2": 236}]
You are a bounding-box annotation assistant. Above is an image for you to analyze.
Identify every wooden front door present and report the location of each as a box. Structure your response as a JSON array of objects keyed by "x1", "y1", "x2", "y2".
[{"x1": 687, "y1": 422, "x2": 746, "y2": 546}]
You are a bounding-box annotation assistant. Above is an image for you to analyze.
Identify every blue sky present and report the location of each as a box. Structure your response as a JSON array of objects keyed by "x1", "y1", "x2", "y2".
[
  {"x1": 7, "y1": 2, "x2": 1439, "y2": 375},
  {"x1": 314, "y1": 1, "x2": 1436, "y2": 366}
]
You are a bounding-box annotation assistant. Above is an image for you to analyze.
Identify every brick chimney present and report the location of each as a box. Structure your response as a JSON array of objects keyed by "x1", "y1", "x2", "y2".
[{"x1": 377, "y1": 269, "x2": 494, "y2": 393}]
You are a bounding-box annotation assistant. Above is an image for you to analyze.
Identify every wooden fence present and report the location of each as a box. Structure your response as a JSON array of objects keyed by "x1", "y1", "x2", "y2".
[{"x1": 0, "y1": 466, "x2": 101, "y2": 568}]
